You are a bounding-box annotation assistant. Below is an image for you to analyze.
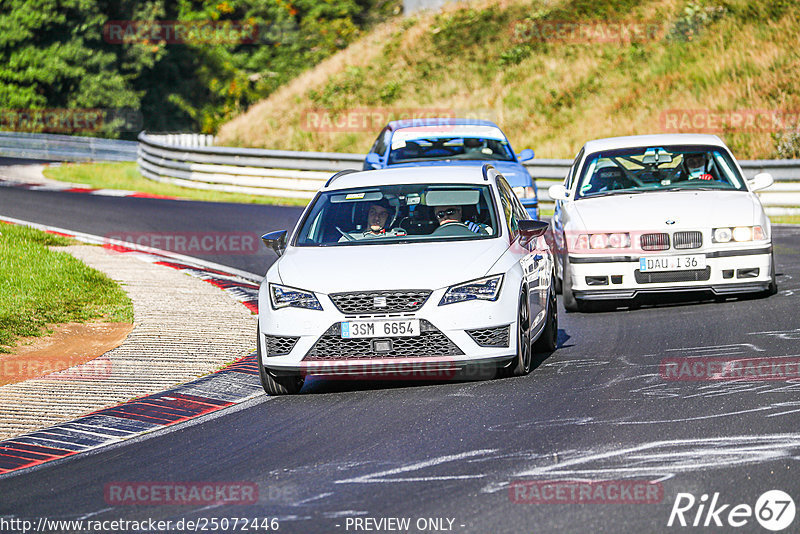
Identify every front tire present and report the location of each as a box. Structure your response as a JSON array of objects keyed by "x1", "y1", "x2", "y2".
[
  {"x1": 508, "y1": 290, "x2": 532, "y2": 376},
  {"x1": 257, "y1": 325, "x2": 304, "y2": 395},
  {"x1": 562, "y1": 254, "x2": 585, "y2": 312},
  {"x1": 765, "y1": 251, "x2": 778, "y2": 296}
]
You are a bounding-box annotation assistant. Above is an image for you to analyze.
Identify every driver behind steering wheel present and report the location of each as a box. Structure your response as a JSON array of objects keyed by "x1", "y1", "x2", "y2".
[
  {"x1": 360, "y1": 199, "x2": 406, "y2": 239},
  {"x1": 435, "y1": 205, "x2": 491, "y2": 235}
]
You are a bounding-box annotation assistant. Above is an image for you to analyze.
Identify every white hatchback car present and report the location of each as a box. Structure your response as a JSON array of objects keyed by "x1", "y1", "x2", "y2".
[
  {"x1": 550, "y1": 134, "x2": 776, "y2": 312},
  {"x1": 257, "y1": 165, "x2": 557, "y2": 394}
]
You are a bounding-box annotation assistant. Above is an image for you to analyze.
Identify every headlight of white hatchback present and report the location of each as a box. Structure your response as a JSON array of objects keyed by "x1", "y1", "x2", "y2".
[
  {"x1": 439, "y1": 275, "x2": 503, "y2": 306},
  {"x1": 712, "y1": 226, "x2": 764, "y2": 243},
  {"x1": 269, "y1": 283, "x2": 323, "y2": 311}
]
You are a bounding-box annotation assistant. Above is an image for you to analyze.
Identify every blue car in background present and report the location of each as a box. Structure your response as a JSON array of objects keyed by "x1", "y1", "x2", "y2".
[{"x1": 363, "y1": 118, "x2": 539, "y2": 218}]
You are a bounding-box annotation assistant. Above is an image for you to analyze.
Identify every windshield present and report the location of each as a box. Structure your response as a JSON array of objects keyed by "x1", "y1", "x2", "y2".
[
  {"x1": 388, "y1": 125, "x2": 515, "y2": 164},
  {"x1": 575, "y1": 145, "x2": 747, "y2": 199},
  {"x1": 296, "y1": 183, "x2": 499, "y2": 246}
]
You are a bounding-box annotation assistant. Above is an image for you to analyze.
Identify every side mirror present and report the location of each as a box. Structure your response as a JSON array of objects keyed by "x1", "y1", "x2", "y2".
[
  {"x1": 548, "y1": 184, "x2": 569, "y2": 201},
  {"x1": 261, "y1": 230, "x2": 287, "y2": 257},
  {"x1": 518, "y1": 219, "x2": 549, "y2": 239},
  {"x1": 517, "y1": 148, "x2": 535, "y2": 162},
  {"x1": 748, "y1": 172, "x2": 774, "y2": 192},
  {"x1": 364, "y1": 153, "x2": 381, "y2": 169}
]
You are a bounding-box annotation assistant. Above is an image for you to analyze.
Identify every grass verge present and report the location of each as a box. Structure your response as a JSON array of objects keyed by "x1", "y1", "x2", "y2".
[
  {"x1": 771, "y1": 215, "x2": 800, "y2": 225},
  {"x1": 217, "y1": 0, "x2": 800, "y2": 160},
  {"x1": 43, "y1": 162, "x2": 310, "y2": 207},
  {"x1": 0, "y1": 224, "x2": 134, "y2": 353}
]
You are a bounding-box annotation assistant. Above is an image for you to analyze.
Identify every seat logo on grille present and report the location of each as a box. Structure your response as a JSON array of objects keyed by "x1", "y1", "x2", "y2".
[{"x1": 373, "y1": 296, "x2": 387, "y2": 308}]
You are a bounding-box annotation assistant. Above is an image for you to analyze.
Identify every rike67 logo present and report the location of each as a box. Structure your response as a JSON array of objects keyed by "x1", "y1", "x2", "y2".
[{"x1": 668, "y1": 490, "x2": 796, "y2": 531}]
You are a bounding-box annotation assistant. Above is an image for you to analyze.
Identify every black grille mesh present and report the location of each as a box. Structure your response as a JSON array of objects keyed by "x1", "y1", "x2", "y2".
[
  {"x1": 304, "y1": 320, "x2": 462, "y2": 360},
  {"x1": 634, "y1": 267, "x2": 711, "y2": 284},
  {"x1": 641, "y1": 233, "x2": 670, "y2": 251},
  {"x1": 673, "y1": 231, "x2": 703, "y2": 249},
  {"x1": 329, "y1": 290, "x2": 431, "y2": 315},
  {"x1": 466, "y1": 326, "x2": 510, "y2": 347},
  {"x1": 264, "y1": 335, "x2": 299, "y2": 356}
]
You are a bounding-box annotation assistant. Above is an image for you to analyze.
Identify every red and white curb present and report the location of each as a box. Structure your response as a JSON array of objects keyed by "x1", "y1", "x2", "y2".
[{"x1": 0, "y1": 178, "x2": 178, "y2": 200}]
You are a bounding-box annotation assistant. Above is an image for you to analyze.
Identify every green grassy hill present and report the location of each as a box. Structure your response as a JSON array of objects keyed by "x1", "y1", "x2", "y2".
[{"x1": 217, "y1": 0, "x2": 800, "y2": 159}]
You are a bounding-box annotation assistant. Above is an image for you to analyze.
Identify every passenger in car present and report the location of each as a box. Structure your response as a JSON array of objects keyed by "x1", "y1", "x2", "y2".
[{"x1": 435, "y1": 205, "x2": 492, "y2": 235}]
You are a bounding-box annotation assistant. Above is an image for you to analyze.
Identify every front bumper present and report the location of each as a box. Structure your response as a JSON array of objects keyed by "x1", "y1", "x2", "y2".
[
  {"x1": 566, "y1": 244, "x2": 772, "y2": 300},
  {"x1": 258, "y1": 285, "x2": 521, "y2": 375}
]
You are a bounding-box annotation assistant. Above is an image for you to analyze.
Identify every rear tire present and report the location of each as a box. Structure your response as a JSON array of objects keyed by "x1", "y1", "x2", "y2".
[
  {"x1": 257, "y1": 325, "x2": 304, "y2": 395},
  {"x1": 553, "y1": 261, "x2": 563, "y2": 295},
  {"x1": 533, "y1": 283, "x2": 558, "y2": 353}
]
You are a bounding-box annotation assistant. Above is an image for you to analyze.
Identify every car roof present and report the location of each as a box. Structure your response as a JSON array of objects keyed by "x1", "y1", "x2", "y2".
[
  {"x1": 581, "y1": 133, "x2": 727, "y2": 154},
  {"x1": 322, "y1": 166, "x2": 494, "y2": 191},
  {"x1": 386, "y1": 117, "x2": 500, "y2": 131}
]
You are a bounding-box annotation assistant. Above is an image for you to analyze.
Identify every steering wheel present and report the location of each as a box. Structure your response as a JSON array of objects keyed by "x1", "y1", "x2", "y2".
[
  {"x1": 431, "y1": 222, "x2": 474, "y2": 237},
  {"x1": 336, "y1": 226, "x2": 356, "y2": 242}
]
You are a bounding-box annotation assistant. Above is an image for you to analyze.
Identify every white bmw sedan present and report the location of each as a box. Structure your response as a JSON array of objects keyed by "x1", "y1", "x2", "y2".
[
  {"x1": 550, "y1": 134, "x2": 776, "y2": 312},
  {"x1": 257, "y1": 165, "x2": 557, "y2": 394}
]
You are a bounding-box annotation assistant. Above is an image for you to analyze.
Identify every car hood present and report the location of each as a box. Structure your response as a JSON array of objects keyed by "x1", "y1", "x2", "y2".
[
  {"x1": 571, "y1": 190, "x2": 760, "y2": 231},
  {"x1": 277, "y1": 239, "x2": 509, "y2": 293},
  {"x1": 388, "y1": 160, "x2": 531, "y2": 183}
]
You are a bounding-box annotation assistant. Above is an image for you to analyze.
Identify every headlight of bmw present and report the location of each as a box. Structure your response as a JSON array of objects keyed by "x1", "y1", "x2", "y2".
[
  {"x1": 269, "y1": 283, "x2": 323, "y2": 311},
  {"x1": 439, "y1": 275, "x2": 503, "y2": 306},
  {"x1": 712, "y1": 226, "x2": 765, "y2": 243}
]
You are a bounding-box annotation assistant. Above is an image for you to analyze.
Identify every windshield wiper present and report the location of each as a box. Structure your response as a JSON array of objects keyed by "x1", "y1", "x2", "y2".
[
  {"x1": 581, "y1": 189, "x2": 648, "y2": 198},
  {"x1": 661, "y1": 186, "x2": 721, "y2": 191}
]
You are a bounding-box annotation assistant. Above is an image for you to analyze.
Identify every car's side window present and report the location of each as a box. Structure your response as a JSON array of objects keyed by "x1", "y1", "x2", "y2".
[
  {"x1": 378, "y1": 128, "x2": 391, "y2": 157},
  {"x1": 370, "y1": 127, "x2": 389, "y2": 157},
  {"x1": 565, "y1": 148, "x2": 584, "y2": 191},
  {"x1": 496, "y1": 178, "x2": 519, "y2": 237}
]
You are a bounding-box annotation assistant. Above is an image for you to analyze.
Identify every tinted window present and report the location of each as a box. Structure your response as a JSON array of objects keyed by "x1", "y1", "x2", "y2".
[
  {"x1": 575, "y1": 145, "x2": 747, "y2": 199},
  {"x1": 296, "y1": 183, "x2": 499, "y2": 246}
]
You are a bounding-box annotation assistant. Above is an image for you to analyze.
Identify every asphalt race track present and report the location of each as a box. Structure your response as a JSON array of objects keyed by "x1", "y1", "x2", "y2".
[
  {"x1": 2, "y1": 185, "x2": 800, "y2": 533},
  {"x1": 0, "y1": 185, "x2": 303, "y2": 276}
]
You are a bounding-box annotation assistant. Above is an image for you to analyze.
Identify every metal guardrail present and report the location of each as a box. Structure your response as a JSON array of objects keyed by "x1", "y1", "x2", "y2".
[
  {"x1": 2, "y1": 131, "x2": 795, "y2": 214},
  {"x1": 138, "y1": 133, "x2": 363, "y2": 199},
  {"x1": 138, "y1": 132, "x2": 800, "y2": 215},
  {"x1": 0, "y1": 131, "x2": 137, "y2": 162}
]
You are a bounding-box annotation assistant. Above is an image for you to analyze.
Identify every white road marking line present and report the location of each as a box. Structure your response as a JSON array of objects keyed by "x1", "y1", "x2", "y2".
[{"x1": 335, "y1": 449, "x2": 497, "y2": 484}]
